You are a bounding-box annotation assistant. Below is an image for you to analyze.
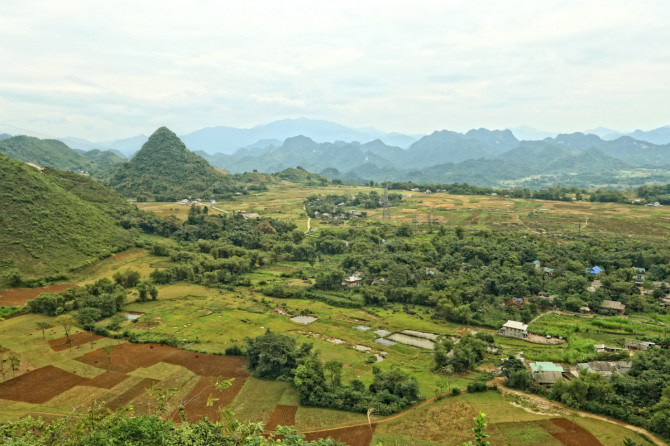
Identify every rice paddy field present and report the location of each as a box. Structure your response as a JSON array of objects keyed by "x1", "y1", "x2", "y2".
[{"x1": 1, "y1": 182, "x2": 668, "y2": 445}]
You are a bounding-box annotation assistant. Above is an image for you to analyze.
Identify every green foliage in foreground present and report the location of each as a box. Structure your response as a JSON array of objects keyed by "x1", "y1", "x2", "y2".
[{"x1": 0, "y1": 411, "x2": 338, "y2": 446}]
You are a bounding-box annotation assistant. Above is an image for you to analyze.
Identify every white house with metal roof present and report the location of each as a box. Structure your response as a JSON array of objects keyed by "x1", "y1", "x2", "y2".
[{"x1": 499, "y1": 320, "x2": 528, "y2": 338}]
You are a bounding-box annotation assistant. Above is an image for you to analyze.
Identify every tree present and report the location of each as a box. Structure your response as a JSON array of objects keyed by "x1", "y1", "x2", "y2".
[
  {"x1": 76, "y1": 308, "x2": 102, "y2": 349},
  {"x1": 245, "y1": 330, "x2": 306, "y2": 379},
  {"x1": 36, "y1": 321, "x2": 53, "y2": 339},
  {"x1": 55, "y1": 314, "x2": 76, "y2": 341},
  {"x1": 8, "y1": 355, "x2": 19, "y2": 379},
  {"x1": 324, "y1": 360, "x2": 343, "y2": 387},
  {"x1": 113, "y1": 269, "x2": 141, "y2": 288},
  {"x1": 103, "y1": 346, "x2": 114, "y2": 367}
]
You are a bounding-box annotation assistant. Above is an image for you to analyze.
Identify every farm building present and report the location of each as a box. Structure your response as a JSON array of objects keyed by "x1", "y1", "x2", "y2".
[
  {"x1": 625, "y1": 340, "x2": 656, "y2": 351},
  {"x1": 594, "y1": 344, "x2": 625, "y2": 354},
  {"x1": 577, "y1": 361, "x2": 632, "y2": 378},
  {"x1": 499, "y1": 320, "x2": 528, "y2": 338},
  {"x1": 533, "y1": 371, "x2": 563, "y2": 386},
  {"x1": 532, "y1": 260, "x2": 541, "y2": 269},
  {"x1": 588, "y1": 266, "x2": 604, "y2": 275},
  {"x1": 342, "y1": 273, "x2": 363, "y2": 287},
  {"x1": 600, "y1": 300, "x2": 626, "y2": 315},
  {"x1": 529, "y1": 362, "x2": 564, "y2": 386},
  {"x1": 632, "y1": 267, "x2": 645, "y2": 285}
]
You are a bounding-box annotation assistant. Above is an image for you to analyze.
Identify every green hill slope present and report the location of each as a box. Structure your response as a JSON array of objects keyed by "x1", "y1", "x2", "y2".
[
  {"x1": 0, "y1": 135, "x2": 91, "y2": 172},
  {"x1": 107, "y1": 127, "x2": 240, "y2": 201},
  {"x1": 0, "y1": 154, "x2": 139, "y2": 281}
]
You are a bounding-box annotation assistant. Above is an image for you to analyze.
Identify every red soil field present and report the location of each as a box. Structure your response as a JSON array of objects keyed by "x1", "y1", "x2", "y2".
[
  {"x1": 76, "y1": 344, "x2": 249, "y2": 378},
  {"x1": 265, "y1": 405, "x2": 298, "y2": 432},
  {"x1": 49, "y1": 332, "x2": 105, "y2": 352},
  {"x1": 0, "y1": 366, "x2": 130, "y2": 405},
  {"x1": 546, "y1": 418, "x2": 603, "y2": 446},
  {"x1": 78, "y1": 344, "x2": 249, "y2": 419},
  {"x1": 0, "y1": 365, "x2": 88, "y2": 404},
  {"x1": 0, "y1": 284, "x2": 74, "y2": 306},
  {"x1": 105, "y1": 378, "x2": 159, "y2": 411},
  {"x1": 303, "y1": 424, "x2": 377, "y2": 446}
]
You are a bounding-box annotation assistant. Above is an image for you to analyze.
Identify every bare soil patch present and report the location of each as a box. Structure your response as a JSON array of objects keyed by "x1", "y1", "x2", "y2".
[
  {"x1": 543, "y1": 418, "x2": 603, "y2": 446},
  {"x1": 49, "y1": 332, "x2": 105, "y2": 352},
  {"x1": 304, "y1": 424, "x2": 376, "y2": 446},
  {"x1": 105, "y1": 378, "x2": 159, "y2": 411},
  {"x1": 171, "y1": 375, "x2": 247, "y2": 422},
  {"x1": 0, "y1": 365, "x2": 86, "y2": 404},
  {"x1": 76, "y1": 343, "x2": 249, "y2": 378},
  {"x1": 77, "y1": 343, "x2": 249, "y2": 421},
  {"x1": 0, "y1": 284, "x2": 75, "y2": 306},
  {"x1": 265, "y1": 405, "x2": 298, "y2": 431}
]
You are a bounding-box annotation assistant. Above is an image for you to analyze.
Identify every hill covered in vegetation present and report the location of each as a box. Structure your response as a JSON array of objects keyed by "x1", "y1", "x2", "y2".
[
  {"x1": 0, "y1": 135, "x2": 124, "y2": 177},
  {"x1": 107, "y1": 127, "x2": 242, "y2": 201},
  {"x1": 0, "y1": 154, "x2": 159, "y2": 282}
]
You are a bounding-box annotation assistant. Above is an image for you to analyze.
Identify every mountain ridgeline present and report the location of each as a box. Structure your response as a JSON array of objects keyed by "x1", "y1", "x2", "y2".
[
  {"x1": 0, "y1": 135, "x2": 124, "y2": 176},
  {"x1": 196, "y1": 129, "x2": 670, "y2": 188},
  {"x1": 106, "y1": 127, "x2": 242, "y2": 201}
]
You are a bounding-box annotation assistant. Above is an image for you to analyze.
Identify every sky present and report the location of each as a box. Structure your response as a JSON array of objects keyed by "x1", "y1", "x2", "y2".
[{"x1": 1, "y1": 0, "x2": 669, "y2": 141}]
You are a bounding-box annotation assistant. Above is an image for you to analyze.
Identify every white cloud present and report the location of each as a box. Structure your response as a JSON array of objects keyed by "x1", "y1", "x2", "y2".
[{"x1": 0, "y1": 0, "x2": 669, "y2": 140}]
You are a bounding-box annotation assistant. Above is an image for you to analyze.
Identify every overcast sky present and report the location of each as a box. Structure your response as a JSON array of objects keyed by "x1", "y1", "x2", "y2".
[{"x1": 1, "y1": 0, "x2": 669, "y2": 141}]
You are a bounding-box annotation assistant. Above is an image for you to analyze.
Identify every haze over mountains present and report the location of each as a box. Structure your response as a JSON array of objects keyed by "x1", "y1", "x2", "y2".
[
  {"x1": 2, "y1": 119, "x2": 670, "y2": 190},
  {"x1": 41, "y1": 119, "x2": 670, "y2": 160}
]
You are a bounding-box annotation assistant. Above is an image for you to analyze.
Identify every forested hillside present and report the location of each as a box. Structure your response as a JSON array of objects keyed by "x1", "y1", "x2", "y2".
[
  {"x1": 107, "y1": 127, "x2": 242, "y2": 201},
  {"x1": 0, "y1": 154, "x2": 159, "y2": 282}
]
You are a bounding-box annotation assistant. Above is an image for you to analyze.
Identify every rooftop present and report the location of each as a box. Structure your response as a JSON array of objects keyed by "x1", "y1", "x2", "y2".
[
  {"x1": 601, "y1": 300, "x2": 626, "y2": 311},
  {"x1": 529, "y1": 362, "x2": 564, "y2": 373},
  {"x1": 502, "y1": 320, "x2": 528, "y2": 331}
]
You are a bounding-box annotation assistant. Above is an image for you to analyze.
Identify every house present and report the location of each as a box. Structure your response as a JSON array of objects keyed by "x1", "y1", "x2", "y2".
[
  {"x1": 594, "y1": 344, "x2": 624, "y2": 354},
  {"x1": 633, "y1": 267, "x2": 645, "y2": 285},
  {"x1": 588, "y1": 266, "x2": 604, "y2": 275},
  {"x1": 499, "y1": 320, "x2": 528, "y2": 338},
  {"x1": 342, "y1": 273, "x2": 363, "y2": 287},
  {"x1": 425, "y1": 268, "x2": 437, "y2": 277},
  {"x1": 625, "y1": 340, "x2": 656, "y2": 351},
  {"x1": 533, "y1": 371, "x2": 563, "y2": 386},
  {"x1": 600, "y1": 300, "x2": 626, "y2": 315},
  {"x1": 532, "y1": 260, "x2": 541, "y2": 269},
  {"x1": 210, "y1": 199, "x2": 216, "y2": 205},
  {"x1": 579, "y1": 306, "x2": 591, "y2": 314},
  {"x1": 577, "y1": 361, "x2": 631, "y2": 378},
  {"x1": 529, "y1": 362, "x2": 564, "y2": 373},
  {"x1": 543, "y1": 267, "x2": 554, "y2": 275},
  {"x1": 242, "y1": 213, "x2": 260, "y2": 219},
  {"x1": 424, "y1": 189, "x2": 432, "y2": 194},
  {"x1": 529, "y1": 362, "x2": 564, "y2": 386}
]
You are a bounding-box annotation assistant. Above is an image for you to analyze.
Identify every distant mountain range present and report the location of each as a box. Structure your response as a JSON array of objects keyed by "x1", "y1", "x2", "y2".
[
  {"x1": 53, "y1": 118, "x2": 423, "y2": 158},
  {"x1": 2, "y1": 119, "x2": 670, "y2": 189},
  {"x1": 193, "y1": 129, "x2": 670, "y2": 187}
]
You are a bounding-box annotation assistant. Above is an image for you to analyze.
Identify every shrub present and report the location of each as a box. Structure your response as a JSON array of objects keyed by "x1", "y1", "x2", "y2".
[{"x1": 225, "y1": 345, "x2": 244, "y2": 356}]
